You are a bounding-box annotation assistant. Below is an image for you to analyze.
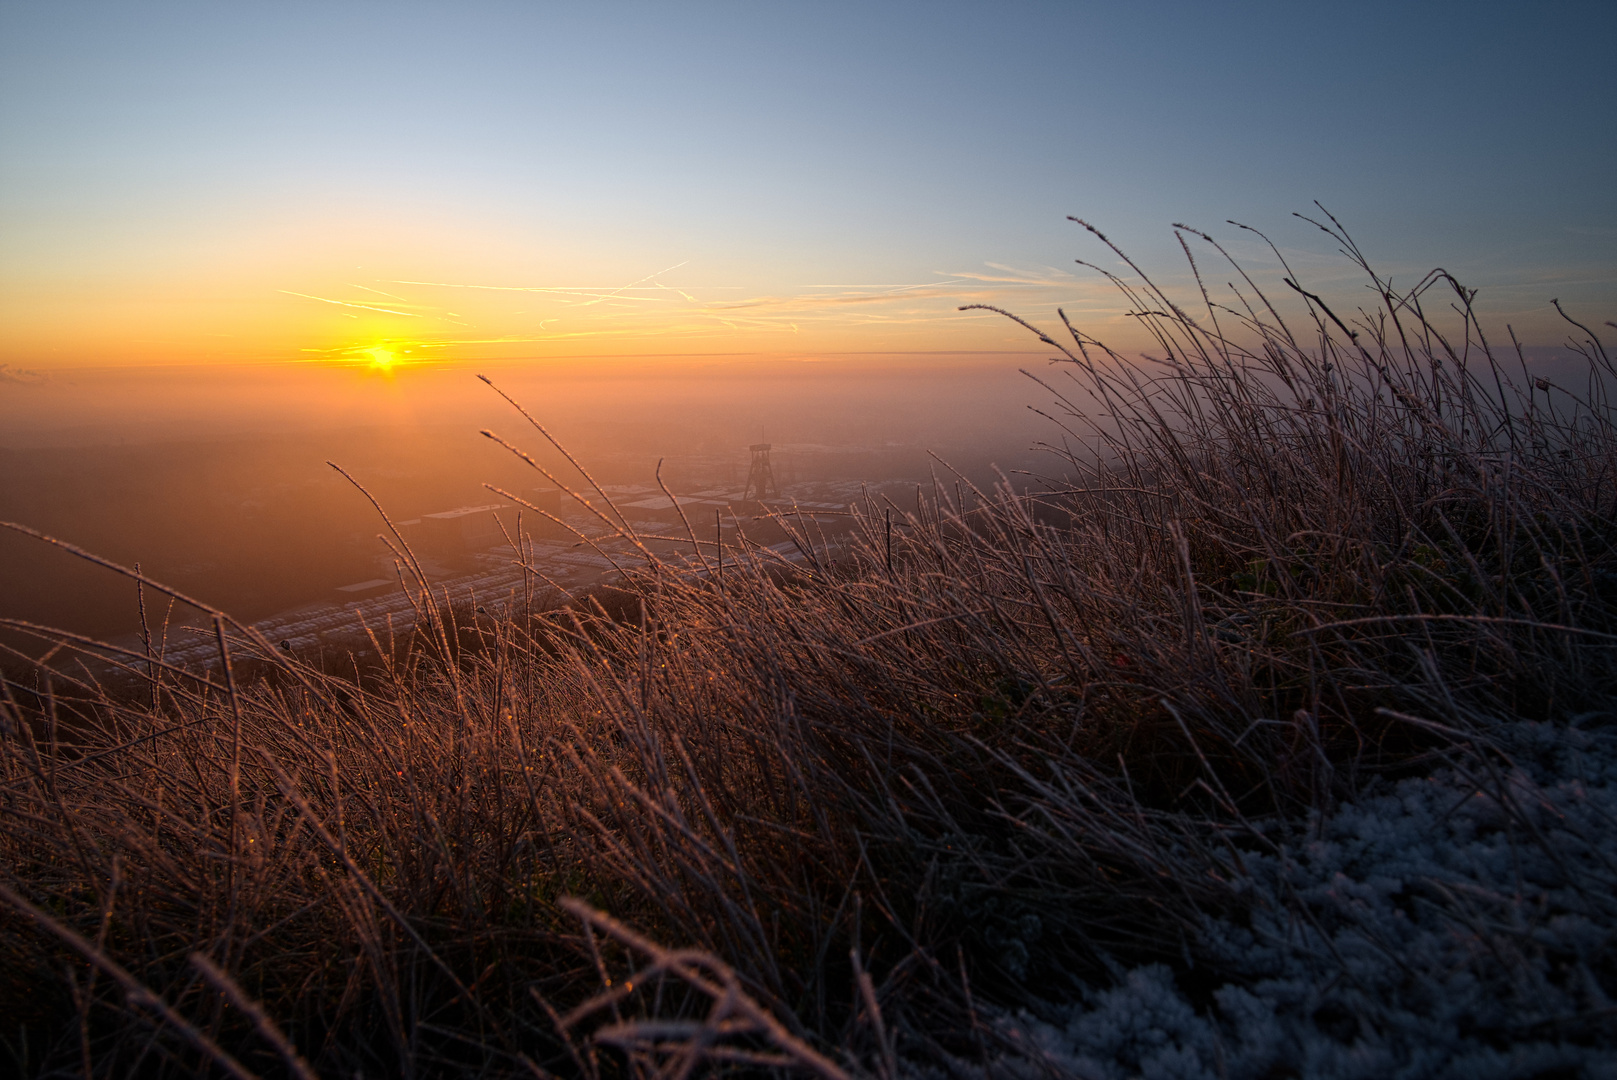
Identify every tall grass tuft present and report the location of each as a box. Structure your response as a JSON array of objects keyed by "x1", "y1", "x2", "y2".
[{"x1": 2, "y1": 211, "x2": 1614, "y2": 1077}]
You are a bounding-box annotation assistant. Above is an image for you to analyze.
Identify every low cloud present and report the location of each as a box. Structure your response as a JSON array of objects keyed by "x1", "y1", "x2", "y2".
[{"x1": 0, "y1": 364, "x2": 47, "y2": 385}]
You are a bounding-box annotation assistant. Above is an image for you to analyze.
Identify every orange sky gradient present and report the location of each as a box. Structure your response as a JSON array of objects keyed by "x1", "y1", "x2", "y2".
[
  {"x1": 0, "y1": 206, "x2": 1157, "y2": 371},
  {"x1": 2, "y1": 2, "x2": 1611, "y2": 386}
]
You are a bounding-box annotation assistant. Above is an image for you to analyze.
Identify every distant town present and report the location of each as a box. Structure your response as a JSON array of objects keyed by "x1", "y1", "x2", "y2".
[{"x1": 136, "y1": 467, "x2": 905, "y2": 672}]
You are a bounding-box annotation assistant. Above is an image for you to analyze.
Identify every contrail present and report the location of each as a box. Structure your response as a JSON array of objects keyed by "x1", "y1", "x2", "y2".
[{"x1": 278, "y1": 290, "x2": 422, "y2": 318}]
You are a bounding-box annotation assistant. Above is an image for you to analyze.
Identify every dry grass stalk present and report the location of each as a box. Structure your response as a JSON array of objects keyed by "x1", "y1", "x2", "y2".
[{"x1": 0, "y1": 212, "x2": 1612, "y2": 1076}]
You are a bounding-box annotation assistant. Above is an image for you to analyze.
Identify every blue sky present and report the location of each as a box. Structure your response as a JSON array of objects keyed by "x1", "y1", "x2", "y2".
[{"x1": 2, "y1": 0, "x2": 1612, "y2": 368}]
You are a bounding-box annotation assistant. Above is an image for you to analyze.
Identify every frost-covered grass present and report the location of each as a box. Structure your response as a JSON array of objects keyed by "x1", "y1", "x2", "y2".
[
  {"x1": 1, "y1": 211, "x2": 1613, "y2": 1078},
  {"x1": 984, "y1": 719, "x2": 1617, "y2": 1079}
]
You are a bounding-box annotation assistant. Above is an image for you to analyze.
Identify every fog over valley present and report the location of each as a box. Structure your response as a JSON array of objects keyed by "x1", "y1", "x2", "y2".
[{"x1": 0, "y1": 356, "x2": 1049, "y2": 645}]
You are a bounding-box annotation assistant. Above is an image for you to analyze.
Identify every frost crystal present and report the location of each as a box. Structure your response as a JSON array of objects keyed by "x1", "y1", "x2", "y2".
[{"x1": 968, "y1": 721, "x2": 1617, "y2": 1079}]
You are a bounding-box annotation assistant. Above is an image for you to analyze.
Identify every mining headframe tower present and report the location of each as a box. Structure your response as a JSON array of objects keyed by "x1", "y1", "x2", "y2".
[{"x1": 743, "y1": 442, "x2": 779, "y2": 502}]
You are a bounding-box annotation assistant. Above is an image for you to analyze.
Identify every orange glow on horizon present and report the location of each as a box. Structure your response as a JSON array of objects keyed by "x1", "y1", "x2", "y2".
[
  {"x1": 359, "y1": 344, "x2": 410, "y2": 372},
  {"x1": 0, "y1": 227, "x2": 1139, "y2": 370}
]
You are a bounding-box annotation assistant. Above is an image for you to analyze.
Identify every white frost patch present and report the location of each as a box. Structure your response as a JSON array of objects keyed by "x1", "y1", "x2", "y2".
[{"x1": 946, "y1": 721, "x2": 1617, "y2": 1079}]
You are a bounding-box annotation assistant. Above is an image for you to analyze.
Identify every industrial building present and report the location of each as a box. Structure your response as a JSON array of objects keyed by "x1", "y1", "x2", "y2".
[{"x1": 407, "y1": 503, "x2": 510, "y2": 557}]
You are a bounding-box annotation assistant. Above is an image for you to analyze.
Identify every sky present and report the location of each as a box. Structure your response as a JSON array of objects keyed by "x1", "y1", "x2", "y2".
[{"x1": 1, "y1": 0, "x2": 1613, "y2": 377}]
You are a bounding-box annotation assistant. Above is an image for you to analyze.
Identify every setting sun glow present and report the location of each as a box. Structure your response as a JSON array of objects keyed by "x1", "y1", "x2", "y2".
[{"x1": 356, "y1": 344, "x2": 417, "y2": 372}]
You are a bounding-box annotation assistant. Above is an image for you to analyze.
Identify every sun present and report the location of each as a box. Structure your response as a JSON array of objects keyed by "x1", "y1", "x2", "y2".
[
  {"x1": 348, "y1": 341, "x2": 423, "y2": 372},
  {"x1": 326, "y1": 339, "x2": 421, "y2": 372}
]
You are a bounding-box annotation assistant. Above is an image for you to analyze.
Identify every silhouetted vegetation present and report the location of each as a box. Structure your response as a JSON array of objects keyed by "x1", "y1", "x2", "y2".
[{"x1": 3, "y1": 214, "x2": 1614, "y2": 1077}]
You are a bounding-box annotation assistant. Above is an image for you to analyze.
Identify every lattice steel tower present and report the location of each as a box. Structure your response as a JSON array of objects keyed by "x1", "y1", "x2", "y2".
[{"x1": 743, "y1": 442, "x2": 779, "y2": 501}]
